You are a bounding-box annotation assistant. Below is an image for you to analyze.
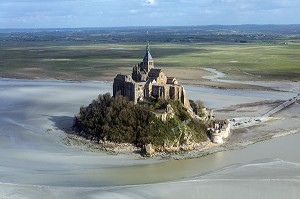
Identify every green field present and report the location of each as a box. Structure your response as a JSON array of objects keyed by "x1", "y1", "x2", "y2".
[
  {"x1": 1, "y1": 26, "x2": 300, "y2": 82},
  {"x1": 1, "y1": 41, "x2": 300, "y2": 81}
]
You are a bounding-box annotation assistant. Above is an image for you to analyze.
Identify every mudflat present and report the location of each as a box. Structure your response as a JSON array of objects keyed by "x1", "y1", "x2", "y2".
[{"x1": 0, "y1": 77, "x2": 299, "y2": 198}]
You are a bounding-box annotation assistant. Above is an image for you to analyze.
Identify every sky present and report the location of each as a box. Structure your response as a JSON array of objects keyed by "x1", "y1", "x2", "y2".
[{"x1": 0, "y1": 0, "x2": 300, "y2": 28}]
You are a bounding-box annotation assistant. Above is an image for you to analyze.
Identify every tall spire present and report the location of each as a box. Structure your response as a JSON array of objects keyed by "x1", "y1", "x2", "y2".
[
  {"x1": 146, "y1": 40, "x2": 150, "y2": 51},
  {"x1": 146, "y1": 30, "x2": 149, "y2": 49},
  {"x1": 143, "y1": 41, "x2": 153, "y2": 61}
]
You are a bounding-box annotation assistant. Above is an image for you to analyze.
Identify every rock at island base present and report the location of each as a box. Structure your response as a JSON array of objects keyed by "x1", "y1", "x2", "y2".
[{"x1": 145, "y1": 144, "x2": 156, "y2": 155}]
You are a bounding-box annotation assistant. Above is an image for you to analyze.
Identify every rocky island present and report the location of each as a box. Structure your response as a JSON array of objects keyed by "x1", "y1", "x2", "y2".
[{"x1": 73, "y1": 44, "x2": 228, "y2": 156}]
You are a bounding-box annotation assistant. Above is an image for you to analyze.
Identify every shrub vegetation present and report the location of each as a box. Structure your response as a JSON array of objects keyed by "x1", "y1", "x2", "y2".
[{"x1": 73, "y1": 93, "x2": 209, "y2": 148}]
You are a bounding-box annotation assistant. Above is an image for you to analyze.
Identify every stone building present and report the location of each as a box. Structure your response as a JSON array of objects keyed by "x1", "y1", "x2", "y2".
[
  {"x1": 113, "y1": 43, "x2": 190, "y2": 109},
  {"x1": 209, "y1": 119, "x2": 231, "y2": 144}
]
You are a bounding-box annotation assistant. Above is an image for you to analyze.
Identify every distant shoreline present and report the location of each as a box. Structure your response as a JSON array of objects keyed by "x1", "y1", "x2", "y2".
[
  {"x1": 1, "y1": 24, "x2": 300, "y2": 32},
  {"x1": 0, "y1": 74, "x2": 280, "y2": 91}
]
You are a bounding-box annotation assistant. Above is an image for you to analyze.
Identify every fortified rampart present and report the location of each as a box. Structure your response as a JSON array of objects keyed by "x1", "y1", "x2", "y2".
[{"x1": 209, "y1": 119, "x2": 231, "y2": 144}]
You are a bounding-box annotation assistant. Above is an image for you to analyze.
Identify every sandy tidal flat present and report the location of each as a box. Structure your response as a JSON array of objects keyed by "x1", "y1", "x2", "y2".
[{"x1": 0, "y1": 78, "x2": 300, "y2": 199}]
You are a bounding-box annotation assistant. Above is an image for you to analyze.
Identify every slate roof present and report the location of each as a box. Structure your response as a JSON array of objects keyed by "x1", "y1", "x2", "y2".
[
  {"x1": 115, "y1": 74, "x2": 134, "y2": 82},
  {"x1": 148, "y1": 68, "x2": 161, "y2": 78},
  {"x1": 115, "y1": 74, "x2": 126, "y2": 81},
  {"x1": 143, "y1": 43, "x2": 153, "y2": 61}
]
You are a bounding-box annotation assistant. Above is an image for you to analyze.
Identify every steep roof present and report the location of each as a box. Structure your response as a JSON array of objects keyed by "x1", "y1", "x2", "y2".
[
  {"x1": 167, "y1": 77, "x2": 177, "y2": 84},
  {"x1": 115, "y1": 74, "x2": 134, "y2": 83},
  {"x1": 148, "y1": 68, "x2": 161, "y2": 78},
  {"x1": 143, "y1": 42, "x2": 153, "y2": 61},
  {"x1": 115, "y1": 74, "x2": 126, "y2": 81}
]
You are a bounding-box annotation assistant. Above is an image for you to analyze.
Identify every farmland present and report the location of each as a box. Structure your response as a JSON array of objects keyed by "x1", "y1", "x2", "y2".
[{"x1": 1, "y1": 25, "x2": 300, "y2": 82}]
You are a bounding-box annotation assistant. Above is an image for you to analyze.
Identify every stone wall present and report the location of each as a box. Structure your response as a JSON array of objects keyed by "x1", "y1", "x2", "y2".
[
  {"x1": 113, "y1": 75, "x2": 136, "y2": 102},
  {"x1": 210, "y1": 120, "x2": 231, "y2": 144}
]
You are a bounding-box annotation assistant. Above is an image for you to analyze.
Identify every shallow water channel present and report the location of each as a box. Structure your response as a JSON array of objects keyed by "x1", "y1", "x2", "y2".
[{"x1": 0, "y1": 78, "x2": 299, "y2": 189}]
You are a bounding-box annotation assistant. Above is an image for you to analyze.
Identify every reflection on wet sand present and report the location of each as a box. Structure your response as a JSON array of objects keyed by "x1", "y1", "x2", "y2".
[{"x1": 0, "y1": 78, "x2": 299, "y2": 199}]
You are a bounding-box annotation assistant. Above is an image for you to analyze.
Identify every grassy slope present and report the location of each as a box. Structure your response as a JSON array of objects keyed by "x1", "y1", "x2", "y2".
[{"x1": 0, "y1": 41, "x2": 300, "y2": 81}]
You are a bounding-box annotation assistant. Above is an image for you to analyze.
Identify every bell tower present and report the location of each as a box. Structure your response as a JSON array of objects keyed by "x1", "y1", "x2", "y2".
[{"x1": 142, "y1": 42, "x2": 154, "y2": 72}]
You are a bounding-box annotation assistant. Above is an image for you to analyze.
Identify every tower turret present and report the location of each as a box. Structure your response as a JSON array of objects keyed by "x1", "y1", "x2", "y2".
[{"x1": 142, "y1": 42, "x2": 154, "y2": 72}]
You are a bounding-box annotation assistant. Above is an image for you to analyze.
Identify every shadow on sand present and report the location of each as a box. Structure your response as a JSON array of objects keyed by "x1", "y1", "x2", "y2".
[{"x1": 48, "y1": 115, "x2": 74, "y2": 132}]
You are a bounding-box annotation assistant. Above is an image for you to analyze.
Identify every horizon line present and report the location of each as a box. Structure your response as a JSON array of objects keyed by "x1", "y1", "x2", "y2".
[{"x1": 1, "y1": 24, "x2": 300, "y2": 30}]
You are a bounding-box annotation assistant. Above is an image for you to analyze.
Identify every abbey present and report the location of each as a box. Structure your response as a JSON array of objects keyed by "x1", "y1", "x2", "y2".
[{"x1": 113, "y1": 43, "x2": 190, "y2": 108}]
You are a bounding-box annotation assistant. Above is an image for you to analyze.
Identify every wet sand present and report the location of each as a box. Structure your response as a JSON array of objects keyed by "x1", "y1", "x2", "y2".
[{"x1": 0, "y1": 78, "x2": 300, "y2": 198}]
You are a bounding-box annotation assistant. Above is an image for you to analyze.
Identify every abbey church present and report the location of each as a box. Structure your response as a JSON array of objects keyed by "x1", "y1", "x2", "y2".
[{"x1": 113, "y1": 43, "x2": 190, "y2": 108}]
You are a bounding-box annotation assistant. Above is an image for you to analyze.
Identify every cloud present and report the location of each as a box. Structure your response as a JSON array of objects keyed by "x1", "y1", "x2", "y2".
[
  {"x1": 129, "y1": 9, "x2": 138, "y2": 14},
  {"x1": 1, "y1": 0, "x2": 300, "y2": 28},
  {"x1": 143, "y1": 0, "x2": 157, "y2": 6}
]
